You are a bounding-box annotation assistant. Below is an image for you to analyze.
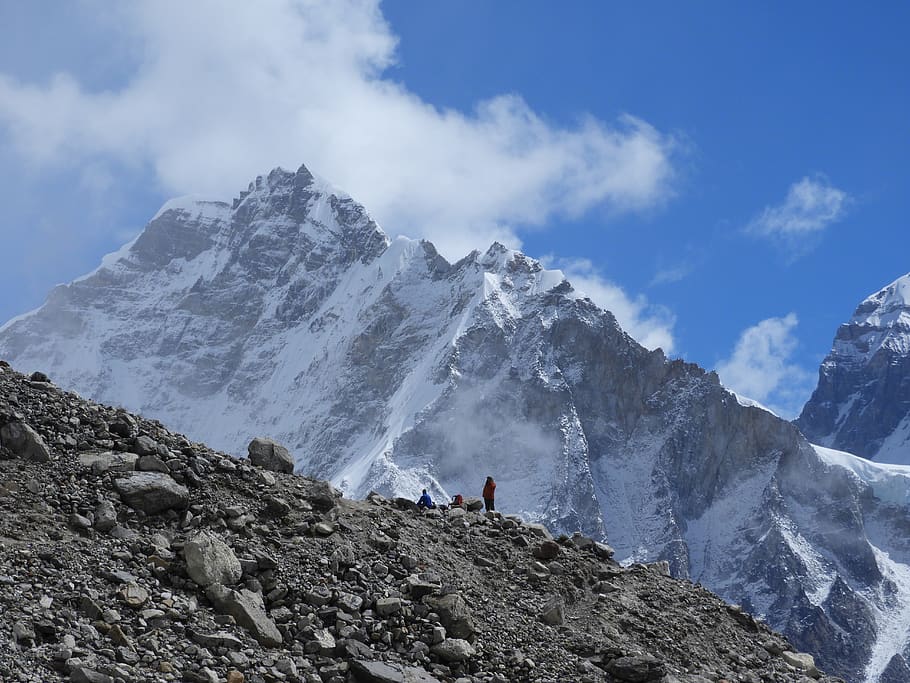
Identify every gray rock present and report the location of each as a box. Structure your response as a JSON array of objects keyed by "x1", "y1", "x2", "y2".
[
  {"x1": 539, "y1": 595, "x2": 564, "y2": 625},
  {"x1": 307, "y1": 627, "x2": 336, "y2": 656},
  {"x1": 247, "y1": 437, "x2": 294, "y2": 473},
  {"x1": 113, "y1": 472, "x2": 189, "y2": 513},
  {"x1": 108, "y1": 413, "x2": 138, "y2": 438},
  {"x1": 314, "y1": 521, "x2": 335, "y2": 536},
  {"x1": 431, "y1": 637, "x2": 476, "y2": 662},
  {"x1": 533, "y1": 540, "x2": 561, "y2": 560},
  {"x1": 464, "y1": 497, "x2": 484, "y2": 512},
  {"x1": 350, "y1": 659, "x2": 439, "y2": 683},
  {"x1": 782, "y1": 651, "x2": 819, "y2": 677},
  {"x1": 307, "y1": 479, "x2": 342, "y2": 511},
  {"x1": 69, "y1": 667, "x2": 114, "y2": 683},
  {"x1": 375, "y1": 597, "x2": 401, "y2": 616},
  {"x1": 93, "y1": 500, "x2": 118, "y2": 532},
  {"x1": 0, "y1": 421, "x2": 51, "y2": 462},
  {"x1": 189, "y1": 629, "x2": 244, "y2": 650},
  {"x1": 605, "y1": 654, "x2": 666, "y2": 682},
  {"x1": 525, "y1": 523, "x2": 553, "y2": 540},
  {"x1": 185, "y1": 530, "x2": 242, "y2": 587},
  {"x1": 424, "y1": 593, "x2": 474, "y2": 640},
  {"x1": 137, "y1": 454, "x2": 170, "y2": 473},
  {"x1": 117, "y1": 582, "x2": 149, "y2": 608},
  {"x1": 80, "y1": 451, "x2": 138, "y2": 473},
  {"x1": 206, "y1": 583, "x2": 283, "y2": 647},
  {"x1": 132, "y1": 434, "x2": 159, "y2": 456},
  {"x1": 593, "y1": 541, "x2": 615, "y2": 560}
]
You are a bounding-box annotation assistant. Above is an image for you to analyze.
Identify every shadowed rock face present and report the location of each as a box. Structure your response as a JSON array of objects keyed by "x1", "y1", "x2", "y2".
[
  {"x1": 1, "y1": 166, "x2": 908, "y2": 681},
  {"x1": 797, "y1": 273, "x2": 910, "y2": 462}
]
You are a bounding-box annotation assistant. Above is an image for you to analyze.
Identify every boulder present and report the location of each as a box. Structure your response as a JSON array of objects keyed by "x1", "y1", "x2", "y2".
[
  {"x1": 93, "y1": 499, "x2": 118, "y2": 532},
  {"x1": 431, "y1": 637, "x2": 476, "y2": 663},
  {"x1": 782, "y1": 651, "x2": 819, "y2": 676},
  {"x1": 185, "y1": 530, "x2": 242, "y2": 587},
  {"x1": 464, "y1": 497, "x2": 484, "y2": 512},
  {"x1": 424, "y1": 593, "x2": 474, "y2": 640},
  {"x1": 0, "y1": 421, "x2": 51, "y2": 462},
  {"x1": 112, "y1": 472, "x2": 189, "y2": 514},
  {"x1": 540, "y1": 595, "x2": 564, "y2": 625},
  {"x1": 605, "y1": 654, "x2": 666, "y2": 682},
  {"x1": 533, "y1": 540, "x2": 561, "y2": 560},
  {"x1": 206, "y1": 583, "x2": 283, "y2": 647},
  {"x1": 375, "y1": 597, "x2": 401, "y2": 616},
  {"x1": 137, "y1": 454, "x2": 170, "y2": 473},
  {"x1": 80, "y1": 451, "x2": 138, "y2": 473},
  {"x1": 132, "y1": 434, "x2": 159, "y2": 456},
  {"x1": 108, "y1": 413, "x2": 138, "y2": 438},
  {"x1": 307, "y1": 628, "x2": 336, "y2": 656},
  {"x1": 247, "y1": 437, "x2": 294, "y2": 473},
  {"x1": 190, "y1": 629, "x2": 244, "y2": 651},
  {"x1": 394, "y1": 497, "x2": 419, "y2": 512},
  {"x1": 350, "y1": 659, "x2": 439, "y2": 683},
  {"x1": 69, "y1": 668, "x2": 114, "y2": 683},
  {"x1": 593, "y1": 541, "x2": 615, "y2": 560},
  {"x1": 307, "y1": 479, "x2": 342, "y2": 510},
  {"x1": 525, "y1": 523, "x2": 553, "y2": 540}
]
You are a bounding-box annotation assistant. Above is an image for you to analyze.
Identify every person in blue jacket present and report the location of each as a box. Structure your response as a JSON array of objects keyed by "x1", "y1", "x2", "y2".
[{"x1": 416, "y1": 488, "x2": 435, "y2": 510}]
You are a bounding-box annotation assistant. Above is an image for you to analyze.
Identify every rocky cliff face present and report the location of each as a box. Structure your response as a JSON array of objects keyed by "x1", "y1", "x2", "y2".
[
  {"x1": 0, "y1": 165, "x2": 908, "y2": 681},
  {"x1": 0, "y1": 363, "x2": 837, "y2": 683},
  {"x1": 797, "y1": 273, "x2": 910, "y2": 464}
]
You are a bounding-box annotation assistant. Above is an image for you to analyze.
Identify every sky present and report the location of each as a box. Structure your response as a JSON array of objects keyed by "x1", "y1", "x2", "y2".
[{"x1": 0, "y1": 1, "x2": 907, "y2": 418}]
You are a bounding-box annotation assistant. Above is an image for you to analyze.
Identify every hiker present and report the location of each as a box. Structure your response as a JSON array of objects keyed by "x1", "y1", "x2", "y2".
[
  {"x1": 482, "y1": 476, "x2": 496, "y2": 512},
  {"x1": 416, "y1": 488, "x2": 435, "y2": 510}
]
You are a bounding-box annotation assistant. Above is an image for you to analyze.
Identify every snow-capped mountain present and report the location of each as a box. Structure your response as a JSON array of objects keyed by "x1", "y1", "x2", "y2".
[
  {"x1": 797, "y1": 274, "x2": 910, "y2": 464},
  {"x1": 1, "y1": 164, "x2": 909, "y2": 681}
]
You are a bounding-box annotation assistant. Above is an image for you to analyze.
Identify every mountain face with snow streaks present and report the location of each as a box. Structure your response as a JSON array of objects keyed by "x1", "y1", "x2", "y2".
[
  {"x1": 797, "y1": 273, "x2": 910, "y2": 464},
  {"x1": 1, "y1": 164, "x2": 909, "y2": 681}
]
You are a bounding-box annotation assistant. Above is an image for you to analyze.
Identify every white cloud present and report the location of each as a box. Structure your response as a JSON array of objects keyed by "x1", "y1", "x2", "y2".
[
  {"x1": 715, "y1": 313, "x2": 815, "y2": 418},
  {"x1": 651, "y1": 261, "x2": 694, "y2": 286},
  {"x1": 544, "y1": 256, "x2": 676, "y2": 353},
  {"x1": 748, "y1": 174, "x2": 848, "y2": 239},
  {"x1": 0, "y1": 0, "x2": 678, "y2": 261}
]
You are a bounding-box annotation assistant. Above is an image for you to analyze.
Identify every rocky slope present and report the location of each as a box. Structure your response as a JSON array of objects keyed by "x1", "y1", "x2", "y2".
[
  {"x1": 0, "y1": 363, "x2": 837, "y2": 683},
  {"x1": 797, "y1": 273, "x2": 910, "y2": 464},
  {"x1": 0, "y1": 165, "x2": 908, "y2": 681}
]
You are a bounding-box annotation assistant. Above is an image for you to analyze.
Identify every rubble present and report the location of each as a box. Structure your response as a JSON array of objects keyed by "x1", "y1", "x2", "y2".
[{"x1": 0, "y1": 363, "x2": 840, "y2": 683}]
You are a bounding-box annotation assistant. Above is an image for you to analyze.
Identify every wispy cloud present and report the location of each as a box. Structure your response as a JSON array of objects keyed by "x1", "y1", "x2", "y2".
[
  {"x1": 715, "y1": 313, "x2": 815, "y2": 418},
  {"x1": 544, "y1": 256, "x2": 676, "y2": 353},
  {"x1": 651, "y1": 261, "x2": 695, "y2": 286},
  {"x1": 0, "y1": 0, "x2": 679, "y2": 262},
  {"x1": 747, "y1": 175, "x2": 848, "y2": 256}
]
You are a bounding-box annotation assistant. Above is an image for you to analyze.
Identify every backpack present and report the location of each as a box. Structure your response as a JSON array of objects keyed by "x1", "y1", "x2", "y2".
[{"x1": 453, "y1": 494, "x2": 464, "y2": 506}]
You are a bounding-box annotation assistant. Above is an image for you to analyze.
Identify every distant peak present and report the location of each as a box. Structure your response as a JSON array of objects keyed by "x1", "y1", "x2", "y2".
[{"x1": 852, "y1": 272, "x2": 910, "y2": 321}]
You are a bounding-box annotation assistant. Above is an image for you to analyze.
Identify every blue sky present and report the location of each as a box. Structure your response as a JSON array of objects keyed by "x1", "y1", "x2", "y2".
[{"x1": 0, "y1": 1, "x2": 907, "y2": 418}]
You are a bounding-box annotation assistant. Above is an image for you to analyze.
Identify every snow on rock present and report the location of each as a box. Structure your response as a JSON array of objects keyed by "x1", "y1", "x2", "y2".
[{"x1": 797, "y1": 272, "x2": 910, "y2": 463}]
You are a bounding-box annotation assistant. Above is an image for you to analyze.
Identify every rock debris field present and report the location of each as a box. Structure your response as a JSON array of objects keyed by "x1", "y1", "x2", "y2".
[{"x1": 0, "y1": 362, "x2": 841, "y2": 683}]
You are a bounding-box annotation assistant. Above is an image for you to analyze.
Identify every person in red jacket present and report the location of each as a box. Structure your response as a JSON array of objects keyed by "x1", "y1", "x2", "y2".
[{"x1": 482, "y1": 476, "x2": 496, "y2": 512}]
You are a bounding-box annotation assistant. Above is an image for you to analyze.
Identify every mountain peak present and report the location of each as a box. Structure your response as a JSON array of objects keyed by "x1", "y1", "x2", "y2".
[
  {"x1": 797, "y1": 271, "x2": 910, "y2": 462},
  {"x1": 852, "y1": 271, "x2": 910, "y2": 323}
]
